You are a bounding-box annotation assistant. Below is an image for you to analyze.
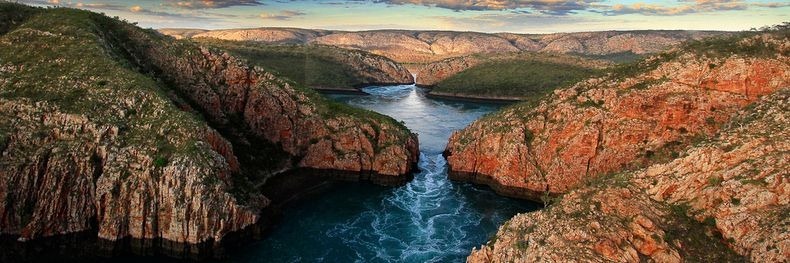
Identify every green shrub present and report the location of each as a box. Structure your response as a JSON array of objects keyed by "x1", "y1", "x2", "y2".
[
  {"x1": 707, "y1": 176, "x2": 723, "y2": 186},
  {"x1": 153, "y1": 156, "x2": 168, "y2": 167},
  {"x1": 515, "y1": 240, "x2": 529, "y2": 250}
]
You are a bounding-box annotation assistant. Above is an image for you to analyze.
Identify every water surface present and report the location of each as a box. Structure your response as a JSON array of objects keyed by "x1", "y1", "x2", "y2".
[{"x1": 228, "y1": 85, "x2": 540, "y2": 262}]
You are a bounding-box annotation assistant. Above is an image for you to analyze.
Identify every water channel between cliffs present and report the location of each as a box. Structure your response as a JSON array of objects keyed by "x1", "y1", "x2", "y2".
[{"x1": 228, "y1": 85, "x2": 540, "y2": 262}]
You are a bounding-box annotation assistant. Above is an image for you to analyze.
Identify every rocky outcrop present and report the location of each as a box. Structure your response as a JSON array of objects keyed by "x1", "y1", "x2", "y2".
[
  {"x1": 0, "y1": 99, "x2": 263, "y2": 249},
  {"x1": 312, "y1": 31, "x2": 521, "y2": 63},
  {"x1": 468, "y1": 88, "x2": 789, "y2": 262},
  {"x1": 322, "y1": 46, "x2": 414, "y2": 86},
  {"x1": 445, "y1": 33, "x2": 789, "y2": 200},
  {"x1": 182, "y1": 28, "x2": 331, "y2": 44},
  {"x1": 162, "y1": 28, "x2": 726, "y2": 63},
  {"x1": 0, "y1": 3, "x2": 418, "y2": 256},
  {"x1": 157, "y1": 28, "x2": 209, "y2": 40},
  {"x1": 118, "y1": 39, "x2": 419, "y2": 177},
  {"x1": 405, "y1": 55, "x2": 483, "y2": 86}
]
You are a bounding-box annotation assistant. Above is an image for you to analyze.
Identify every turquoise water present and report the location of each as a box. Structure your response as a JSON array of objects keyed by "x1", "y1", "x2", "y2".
[{"x1": 227, "y1": 85, "x2": 539, "y2": 262}]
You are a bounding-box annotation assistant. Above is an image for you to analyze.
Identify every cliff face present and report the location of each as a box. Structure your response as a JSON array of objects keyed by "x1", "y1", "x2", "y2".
[
  {"x1": 118, "y1": 35, "x2": 419, "y2": 176},
  {"x1": 194, "y1": 40, "x2": 413, "y2": 90},
  {"x1": 468, "y1": 88, "x2": 789, "y2": 262},
  {"x1": 164, "y1": 28, "x2": 332, "y2": 44},
  {"x1": 0, "y1": 3, "x2": 418, "y2": 255},
  {"x1": 0, "y1": 100, "x2": 261, "y2": 247},
  {"x1": 406, "y1": 55, "x2": 483, "y2": 87},
  {"x1": 323, "y1": 46, "x2": 413, "y2": 86},
  {"x1": 444, "y1": 32, "x2": 789, "y2": 200},
  {"x1": 162, "y1": 28, "x2": 726, "y2": 64}
]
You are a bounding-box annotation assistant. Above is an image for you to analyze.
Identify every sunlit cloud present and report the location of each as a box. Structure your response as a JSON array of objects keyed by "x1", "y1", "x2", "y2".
[
  {"x1": 259, "y1": 10, "x2": 307, "y2": 20},
  {"x1": 14, "y1": 0, "x2": 790, "y2": 32},
  {"x1": 596, "y1": 0, "x2": 785, "y2": 16},
  {"x1": 167, "y1": 0, "x2": 263, "y2": 9},
  {"x1": 377, "y1": 0, "x2": 601, "y2": 15}
]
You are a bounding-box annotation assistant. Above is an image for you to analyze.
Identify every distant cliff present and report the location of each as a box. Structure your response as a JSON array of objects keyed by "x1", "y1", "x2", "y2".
[{"x1": 161, "y1": 28, "x2": 727, "y2": 64}]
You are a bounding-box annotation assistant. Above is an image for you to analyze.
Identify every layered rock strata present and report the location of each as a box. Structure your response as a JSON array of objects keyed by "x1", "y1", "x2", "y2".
[
  {"x1": 468, "y1": 88, "x2": 789, "y2": 262},
  {"x1": 0, "y1": 3, "x2": 418, "y2": 257},
  {"x1": 445, "y1": 33, "x2": 789, "y2": 199}
]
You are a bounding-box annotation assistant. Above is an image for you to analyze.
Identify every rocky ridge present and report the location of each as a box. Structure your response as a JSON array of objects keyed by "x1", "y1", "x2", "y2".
[
  {"x1": 161, "y1": 28, "x2": 726, "y2": 63},
  {"x1": 445, "y1": 32, "x2": 789, "y2": 200},
  {"x1": 0, "y1": 3, "x2": 418, "y2": 257},
  {"x1": 468, "y1": 88, "x2": 789, "y2": 262}
]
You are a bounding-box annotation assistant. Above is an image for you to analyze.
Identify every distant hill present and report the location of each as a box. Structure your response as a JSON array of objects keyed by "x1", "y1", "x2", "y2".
[
  {"x1": 161, "y1": 27, "x2": 730, "y2": 64},
  {"x1": 426, "y1": 52, "x2": 608, "y2": 100}
]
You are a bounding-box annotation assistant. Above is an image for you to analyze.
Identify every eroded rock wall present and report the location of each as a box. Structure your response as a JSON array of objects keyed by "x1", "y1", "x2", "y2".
[
  {"x1": 0, "y1": 5, "x2": 418, "y2": 255},
  {"x1": 445, "y1": 34, "x2": 789, "y2": 199},
  {"x1": 468, "y1": 88, "x2": 789, "y2": 262}
]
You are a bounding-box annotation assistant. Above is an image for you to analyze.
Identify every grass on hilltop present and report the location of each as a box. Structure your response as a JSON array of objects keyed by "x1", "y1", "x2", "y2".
[
  {"x1": 196, "y1": 39, "x2": 388, "y2": 89},
  {"x1": 433, "y1": 58, "x2": 601, "y2": 99}
]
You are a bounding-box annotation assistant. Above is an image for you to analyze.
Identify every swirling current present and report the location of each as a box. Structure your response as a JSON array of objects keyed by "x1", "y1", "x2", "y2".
[{"x1": 228, "y1": 85, "x2": 540, "y2": 262}]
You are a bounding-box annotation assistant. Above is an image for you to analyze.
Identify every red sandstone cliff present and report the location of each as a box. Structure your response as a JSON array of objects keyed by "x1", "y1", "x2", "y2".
[
  {"x1": 0, "y1": 4, "x2": 418, "y2": 256},
  {"x1": 468, "y1": 88, "x2": 789, "y2": 262},
  {"x1": 445, "y1": 32, "x2": 789, "y2": 200}
]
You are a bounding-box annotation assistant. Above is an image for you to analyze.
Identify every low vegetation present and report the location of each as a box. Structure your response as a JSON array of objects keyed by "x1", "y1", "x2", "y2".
[
  {"x1": 0, "y1": 2, "x2": 413, "y2": 203},
  {"x1": 195, "y1": 39, "x2": 398, "y2": 89},
  {"x1": 432, "y1": 54, "x2": 604, "y2": 99},
  {"x1": 606, "y1": 23, "x2": 789, "y2": 80}
]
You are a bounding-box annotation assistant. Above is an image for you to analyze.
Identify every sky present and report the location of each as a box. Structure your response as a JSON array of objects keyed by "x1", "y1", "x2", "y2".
[{"x1": 18, "y1": 0, "x2": 790, "y2": 33}]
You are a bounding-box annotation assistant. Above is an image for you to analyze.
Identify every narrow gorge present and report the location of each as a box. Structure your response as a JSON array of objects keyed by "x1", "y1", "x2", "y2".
[{"x1": 1, "y1": 2, "x2": 789, "y2": 263}]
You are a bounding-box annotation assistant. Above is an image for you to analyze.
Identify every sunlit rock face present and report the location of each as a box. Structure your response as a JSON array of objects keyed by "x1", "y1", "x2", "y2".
[
  {"x1": 445, "y1": 33, "x2": 789, "y2": 200},
  {"x1": 165, "y1": 28, "x2": 723, "y2": 64},
  {"x1": 468, "y1": 88, "x2": 789, "y2": 263},
  {"x1": 0, "y1": 4, "x2": 418, "y2": 255},
  {"x1": 457, "y1": 32, "x2": 790, "y2": 263}
]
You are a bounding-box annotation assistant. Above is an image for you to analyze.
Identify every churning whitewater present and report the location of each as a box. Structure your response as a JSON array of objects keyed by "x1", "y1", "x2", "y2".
[{"x1": 228, "y1": 85, "x2": 538, "y2": 263}]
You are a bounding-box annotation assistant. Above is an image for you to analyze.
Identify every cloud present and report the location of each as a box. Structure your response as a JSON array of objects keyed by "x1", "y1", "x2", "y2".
[
  {"x1": 124, "y1": 5, "x2": 195, "y2": 18},
  {"x1": 753, "y1": 2, "x2": 790, "y2": 8},
  {"x1": 599, "y1": 0, "x2": 751, "y2": 16},
  {"x1": 167, "y1": 0, "x2": 263, "y2": 9},
  {"x1": 375, "y1": 0, "x2": 788, "y2": 16},
  {"x1": 434, "y1": 12, "x2": 600, "y2": 32},
  {"x1": 259, "y1": 10, "x2": 307, "y2": 20},
  {"x1": 129, "y1": 5, "x2": 145, "y2": 12},
  {"x1": 376, "y1": 0, "x2": 600, "y2": 15}
]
